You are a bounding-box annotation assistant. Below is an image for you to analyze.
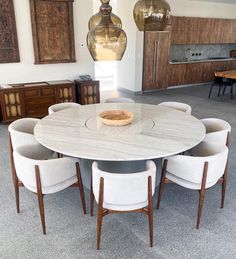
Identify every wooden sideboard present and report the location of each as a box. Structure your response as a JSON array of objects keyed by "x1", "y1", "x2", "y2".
[{"x1": 0, "y1": 80, "x2": 75, "y2": 123}]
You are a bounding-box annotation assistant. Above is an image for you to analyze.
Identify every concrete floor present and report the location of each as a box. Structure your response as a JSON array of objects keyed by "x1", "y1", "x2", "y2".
[{"x1": 0, "y1": 83, "x2": 235, "y2": 259}]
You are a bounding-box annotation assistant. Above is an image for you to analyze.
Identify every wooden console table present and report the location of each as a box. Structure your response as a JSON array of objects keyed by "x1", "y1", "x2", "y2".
[{"x1": 0, "y1": 80, "x2": 75, "y2": 123}]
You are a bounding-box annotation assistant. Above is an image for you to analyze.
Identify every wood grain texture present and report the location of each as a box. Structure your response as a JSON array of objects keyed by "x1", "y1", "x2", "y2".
[
  {"x1": 0, "y1": 80, "x2": 75, "y2": 123},
  {"x1": 143, "y1": 16, "x2": 236, "y2": 90},
  {"x1": 74, "y1": 80, "x2": 100, "y2": 105},
  {"x1": 143, "y1": 31, "x2": 171, "y2": 90},
  {"x1": 30, "y1": 0, "x2": 76, "y2": 64},
  {"x1": 171, "y1": 16, "x2": 236, "y2": 44},
  {"x1": 0, "y1": 0, "x2": 19, "y2": 63}
]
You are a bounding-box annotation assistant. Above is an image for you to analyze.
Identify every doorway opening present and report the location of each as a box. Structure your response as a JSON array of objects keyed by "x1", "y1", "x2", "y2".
[{"x1": 93, "y1": 0, "x2": 117, "y2": 91}]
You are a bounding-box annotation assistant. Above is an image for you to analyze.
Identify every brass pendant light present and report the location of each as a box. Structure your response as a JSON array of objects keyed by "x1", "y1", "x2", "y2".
[
  {"x1": 133, "y1": 0, "x2": 171, "y2": 31},
  {"x1": 88, "y1": 0, "x2": 122, "y2": 30},
  {"x1": 87, "y1": 0, "x2": 127, "y2": 61}
]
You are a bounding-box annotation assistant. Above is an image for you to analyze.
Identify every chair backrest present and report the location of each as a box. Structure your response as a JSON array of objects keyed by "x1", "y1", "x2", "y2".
[
  {"x1": 92, "y1": 160, "x2": 156, "y2": 211},
  {"x1": 48, "y1": 102, "x2": 80, "y2": 114},
  {"x1": 104, "y1": 97, "x2": 135, "y2": 103},
  {"x1": 166, "y1": 141, "x2": 228, "y2": 187},
  {"x1": 13, "y1": 144, "x2": 78, "y2": 194},
  {"x1": 201, "y1": 118, "x2": 231, "y2": 147},
  {"x1": 158, "y1": 101, "x2": 192, "y2": 114},
  {"x1": 8, "y1": 118, "x2": 40, "y2": 150},
  {"x1": 214, "y1": 73, "x2": 224, "y2": 84}
]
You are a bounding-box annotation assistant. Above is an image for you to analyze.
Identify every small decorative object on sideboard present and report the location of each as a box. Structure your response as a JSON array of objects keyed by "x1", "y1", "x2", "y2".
[{"x1": 74, "y1": 79, "x2": 100, "y2": 105}]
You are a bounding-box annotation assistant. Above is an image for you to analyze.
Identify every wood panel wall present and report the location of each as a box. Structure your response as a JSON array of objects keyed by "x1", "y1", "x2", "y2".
[{"x1": 143, "y1": 16, "x2": 236, "y2": 91}]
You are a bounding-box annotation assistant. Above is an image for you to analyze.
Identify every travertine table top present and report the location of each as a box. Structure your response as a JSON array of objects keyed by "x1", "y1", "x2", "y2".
[{"x1": 34, "y1": 103, "x2": 205, "y2": 161}]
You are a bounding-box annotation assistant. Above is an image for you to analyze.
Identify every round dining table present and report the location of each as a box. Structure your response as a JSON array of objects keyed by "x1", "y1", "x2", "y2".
[{"x1": 34, "y1": 103, "x2": 206, "y2": 188}]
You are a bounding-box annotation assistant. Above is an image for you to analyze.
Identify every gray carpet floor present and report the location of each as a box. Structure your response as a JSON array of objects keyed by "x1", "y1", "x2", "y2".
[{"x1": 0, "y1": 84, "x2": 236, "y2": 259}]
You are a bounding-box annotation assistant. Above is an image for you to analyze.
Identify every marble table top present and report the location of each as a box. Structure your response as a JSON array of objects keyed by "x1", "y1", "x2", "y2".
[{"x1": 34, "y1": 103, "x2": 206, "y2": 161}]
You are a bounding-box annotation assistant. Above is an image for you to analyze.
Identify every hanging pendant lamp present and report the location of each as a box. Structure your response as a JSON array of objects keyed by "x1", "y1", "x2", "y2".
[
  {"x1": 133, "y1": 0, "x2": 171, "y2": 31},
  {"x1": 88, "y1": 0, "x2": 122, "y2": 30},
  {"x1": 87, "y1": 0, "x2": 127, "y2": 61}
]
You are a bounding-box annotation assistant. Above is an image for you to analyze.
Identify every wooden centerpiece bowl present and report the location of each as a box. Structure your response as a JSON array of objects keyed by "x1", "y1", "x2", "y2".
[{"x1": 99, "y1": 110, "x2": 134, "y2": 126}]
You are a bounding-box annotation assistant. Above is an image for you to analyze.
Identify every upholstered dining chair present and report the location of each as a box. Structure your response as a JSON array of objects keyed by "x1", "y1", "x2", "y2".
[
  {"x1": 13, "y1": 144, "x2": 86, "y2": 234},
  {"x1": 90, "y1": 160, "x2": 156, "y2": 249},
  {"x1": 157, "y1": 141, "x2": 229, "y2": 229},
  {"x1": 104, "y1": 97, "x2": 135, "y2": 103},
  {"x1": 8, "y1": 118, "x2": 53, "y2": 214},
  {"x1": 201, "y1": 118, "x2": 231, "y2": 147},
  {"x1": 158, "y1": 101, "x2": 192, "y2": 115},
  {"x1": 48, "y1": 102, "x2": 80, "y2": 114}
]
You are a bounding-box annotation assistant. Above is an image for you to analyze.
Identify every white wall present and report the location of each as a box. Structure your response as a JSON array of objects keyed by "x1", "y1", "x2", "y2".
[
  {"x1": 116, "y1": 0, "x2": 137, "y2": 92},
  {"x1": 116, "y1": 0, "x2": 236, "y2": 92},
  {"x1": 0, "y1": 0, "x2": 94, "y2": 84}
]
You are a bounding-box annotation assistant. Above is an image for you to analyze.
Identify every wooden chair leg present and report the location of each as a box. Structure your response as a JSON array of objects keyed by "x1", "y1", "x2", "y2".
[
  {"x1": 97, "y1": 177, "x2": 104, "y2": 250},
  {"x1": 221, "y1": 160, "x2": 228, "y2": 209},
  {"x1": 90, "y1": 175, "x2": 94, "y2": 216},
  {"x1": 9, "y1": 134, "x2": 20, "y2": 213},
  {"x1": 76, "y1": 163, "x2": 87, "y2": 215},
  {"x1": 157, "y1": 159, "x2": 168, "y2": 209},
  {"x1": 148, "y1": 176, "x2": 153, "y2": 247},
  {"x1": 35, "y1": 165, "x2": 46, "y2": 235},
  {"x1": 196, "y1": 162, "x2": 208, "y2": 229}
]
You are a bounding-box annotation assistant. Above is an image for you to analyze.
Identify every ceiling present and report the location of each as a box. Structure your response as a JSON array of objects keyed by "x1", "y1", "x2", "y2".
[{"x1": 189, "y1": 0, "x2": 236, "y2": 4}]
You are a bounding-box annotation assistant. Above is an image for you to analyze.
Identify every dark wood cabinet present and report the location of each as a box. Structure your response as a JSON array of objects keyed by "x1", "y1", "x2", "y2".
[
  {"x1": 143, "y1": 31, "x2": 171, "y2": 90},
  {"x1": 168, "y1": 61, "x2": 236, "y2": 87},
  {"x1": 143, "y1": 16, "x2": 236, "y2": 90},
  {"x1": 171, "y1": 16, "x2": 236, "y2": 44},
  {"x1": 74, "y1": 80, "x2": 100, "y2": 105},
  {"x1": 0, "y1": 80, "x2": 75, "y2": 123}
]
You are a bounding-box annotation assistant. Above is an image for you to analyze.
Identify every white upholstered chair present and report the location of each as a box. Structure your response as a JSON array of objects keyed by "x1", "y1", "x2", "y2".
[
  {"x1": 13, "y1": 144, "x2": 86, "y2": 234},
  {"x1": 48, "y1": 102, "x2": 80, "y2": 114},
  {"x1": 158, "y1": 101, "x2": 192, "y2": 114},
  {"x1": 8, "y1": 118, "x2": 53, "y2": 213},
  {"x1": 104, "y1": 97, "x2": 135, "y2": 103},
  {"x1": 201, "y1": 118, "x2": 231, "y2": 147},
  {"x1": 157, "y1": 141, "x2": 229, "y2": 229},
  {"x1": 90, "y1": 160, "x2": 156, "y2": 249}
]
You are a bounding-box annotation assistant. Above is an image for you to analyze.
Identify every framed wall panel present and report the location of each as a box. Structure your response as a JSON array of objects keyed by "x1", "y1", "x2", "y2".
[
  {"x1": 0, "y1": 0, "x2": 20, "y2": 63},
  {"x1": 29, "y1": 0, "x2": 76, "y2": 64}
]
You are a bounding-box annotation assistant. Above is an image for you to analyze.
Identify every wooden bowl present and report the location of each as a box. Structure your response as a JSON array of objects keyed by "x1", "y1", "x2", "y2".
[{"x1": 99, "y1": 110, "x2": 134, "y2": 126}]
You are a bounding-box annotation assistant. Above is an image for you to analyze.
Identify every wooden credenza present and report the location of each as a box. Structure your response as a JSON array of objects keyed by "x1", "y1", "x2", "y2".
[{"x1": 0, "y1": 80, "x2": 75, "y2": 123}]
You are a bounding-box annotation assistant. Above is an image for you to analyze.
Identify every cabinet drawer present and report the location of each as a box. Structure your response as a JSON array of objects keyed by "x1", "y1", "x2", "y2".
[
  {"x1": 24, "y1": 89, "x2": 39, "y2": 98},
  {"x1": 40, "y1": 87, "x2": 55, "y2": 96},
  {"x1": 25, "y1": 97, "x2": 55, "y2": 117}
]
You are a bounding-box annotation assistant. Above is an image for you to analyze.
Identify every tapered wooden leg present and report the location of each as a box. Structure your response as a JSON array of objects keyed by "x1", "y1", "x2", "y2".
[
  {"x1": 76, "y1": 163, "x2": 87, "y2": 215},
  {"x1": 9, "y1": 134, "x2": 20, "y2": 213},
  {"x1": 14, "y1": 178, "x2": 20, "y2": 214},
  {"x1": 221, "y1": 160, "x2": 228, "y2": 209},
  {"x1": 90, "y1": 175, "x2": 94, "y2": 216},
  {"x1": 196, "y1": 162, "x2": 208, "y2": 229},
  {"x1": 148, "y1": 176, "x2": 153, "y2": 247},
  {"x1": 97, "y1": 177, "x2": 104, "y2": 250},
  {"x1": 35, "y1": 165, "x2": 46, "y2": 235},
  {"x1": 157, "y1": 159, "x2": 168, "y2": 209}
]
